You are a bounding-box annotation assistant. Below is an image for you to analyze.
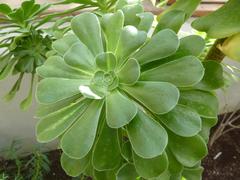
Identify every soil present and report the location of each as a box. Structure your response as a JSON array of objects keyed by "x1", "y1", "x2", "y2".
[{"x1": 202, "y1": 129, "x2": 240, "y2": 180}]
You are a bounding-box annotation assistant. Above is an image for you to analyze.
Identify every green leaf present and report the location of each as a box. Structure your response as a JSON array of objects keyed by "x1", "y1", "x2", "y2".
[
  {"x1": 133, "y1": 151, "x2": 168, "y2": 179},
  {"x1": 61, "y1": 153, "x2": 90, "y2": 177},
  {"x1": 52, "y1": 34, "x2": 79, "y2": 56},
  {"x1": 166, "y1": 149, "x2": 183, "y2": 176},
  {"x1": 64, "y1": 42, "x2": 95, "y2": 72},
  {"x1": 149, "y1": 170, "x2": 171, "y2": 180},
  {"x1": 95, "y1": 52, "x2": 117, "y2": 72},
  {"x1": 36, "y1": 78, "x2": 89, "y2": 104},
  {"x1": 37, "y1": 56, "x2": 91, "y2": 79},
  {"x1": 195, "y1": 61, "x2": 224, "y2": 90},
  {"x1": 137, "y1": 12, "x2": 154, "y2": 32},
  {"x1": 192, "y1": 0, "x2": 240, "y2": 38},
  {"x1": 182, "y1": 166, "x2": 204, "y2": 180},
  {"x1": 71, "y1": 12, "x2": 103, "y2": 56},
  {"x1": 94, "y1": 170, "x2": 116, "y2": 180},
  {"x1": 127, "y1": 110, "x2": 168, "y2": 158},
  {"x1": 0, "y1": 59, "x2": 15, "y2": 80},
  {"x1": 106, "y1": 90, "x2": 137, "y2": 128},
  {"x1": 179, "y1": 90, "x2": 219, "y2": 118},
  {"x1": 92, "y1": 122, "x2": 121, "y2": 170},
  {"x1": 141, "y1": 56, "x2": 204, "y2": 87},
  {"x1": 116, "y1": 163, "x2": 138, "y2": 180},
  {"x1": 155, "y1": 10, "x2": 185, "y2": 34},
  {"x1": 169, "y1": 134, "x2": 208, "y2": 167},
  {"x1": 158, "y1": 105, "x2": 201, "y2": 137},
  {"x1": 133, "y1": 29, "x2": 179, "y2": 65},
  {"x1": 61, "y1": 100, "x2": 104, "y2": 159},
  {"x1": 101, "y1": 10, "x2": 124, "y2": 52},
  {"x1": 36, "y1": 99, "x2": 91, "y2": 142},
  {"x1": 118, "y1": 58, "x2": 140, "y2": 85},
  {"x1": 20, "y1": 74, "x2": 34, "y2": 110},
  {"x1": 199, "y1": 117, "x2": 217, "y2": 142},
  {"x1": 0, "y1": 3, "x2": 12, "y2": 14},
  {"x1": 116, "y1": 25, "x2": 147, "y2": 67},
  {"x1": 141, "y1": 35, "x2": 205, "y2": 71},
  {"x1": 173, "y1": 35, "x2": 205, "y2": 58},
  {"x1": 21, "y1": 0, "x2": 40, "y2": 18},
  {"x1": 164, "y1": 0, "x2": 201, "y2": 19},
  {"x1": 121, "y1": 141, "x2": 133, "y2": 162},
  {"x1": 122, "y1": 4, "x2": 143, "y2": 27},
  {"x1": 122, "y1": 81, "x2": 179, "y2": 114},
  {"x1": 35, "y1": 94, "x2": 82, "y2": 118}
]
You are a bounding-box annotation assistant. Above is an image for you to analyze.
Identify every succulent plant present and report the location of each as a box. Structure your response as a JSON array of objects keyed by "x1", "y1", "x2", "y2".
[{"x1": 36, "y1": 3, "x2": 222, "y2": 179}]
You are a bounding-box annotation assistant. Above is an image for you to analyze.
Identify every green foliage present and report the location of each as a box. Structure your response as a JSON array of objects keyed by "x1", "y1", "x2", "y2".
[
  {"x1": 155, "y1": 0, "x2": 201, "y2": 33},
  {"x1": 35, "y1": 2, "x2": 224, "y2": 179},
  {"x1": 192, "y1": 0, "x2": 240, "y2": 39},
  {"x1": 192, "y1": 0, "x2": 240, "y2": 62},
  {"x1": 0, "y1": 141, "x2": 50, "y2": 180}
]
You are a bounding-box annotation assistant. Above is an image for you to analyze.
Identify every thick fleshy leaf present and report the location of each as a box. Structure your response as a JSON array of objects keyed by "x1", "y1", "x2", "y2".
[
  {"x1": 52, "y1": 34, "x2": 79, "y2": 56},
  {"x1": 195, "y1": 61, "x2": 224, "y2": 90},
  {"x1": 192, "y1": 0, "x2": 240, "y2": 38},
  {"x1": 141, "y1": 35, "x2": 205, "y2": 71},
  {"x1": 116, "y1": 26, "x2": 147, "y2": 66},
  {"x1": 64, "y1": 42, "x2": 95, "y2": 72},
  {"x1": 158, "y1": 105, "x2": 201, "y2": 137},
  {"x1": 94, "y1": 170, "x2": 116, "y2": 180},
  {"x1": 101, "y1": 10, "x2": 124, "y2": 52},
  {"x1": 71, "y1": 12, "x2": 103, "y2": 56},
  {"x1": 35, "y1": 94, "x2": 82, "y2": 118},
  {"x1": 116, "y1": 164, "x2": 138, "y2": 180},
  {"x1": 182, "y1": 166, "x2": 204, "y2": 180},
  {"x1": 155, "y1": 10, "x2": 185, "y2": 34},
  {"x1": 169, "y1": 134, "x2": 208, "y2": 167},
  {"x1": 106, "y1": 90, "x2": 137, "y2": 128},
  {"x1": 167, "y1": 149, "x2": 183, "y2": 176},
  {"x1": 179, "y1": 90, "x2": 218, "y2": 118},
  {"x1": 61, "y1": 153, "x2": 90, "y2": 177},
  {"x1": 121, "y1": 141, "x2": 133, "y2": 162},
  {"x1": 149, "y1": 170, "x2": 171, "y2": 180},
  {"x1": 122, "y1": 81, "x2": 179, "y2": 114},
  {"x1": 199, "y1": 117, "x2": 217, "y2": 142},
  {"x1": 36, "y1": 78, "x2": 89, "y2": 104},
  {"x1": 172, "y1": 35, "x2": 205, "y2": 59},
  {"x1": 92, "y1": 122, "x2": 121, "y2": 170},
  {"x1": 61, "y1": 100, "x2": 104, "y2": 159},
  {"x1": 141, "y1": 56, "x2": 204, "y2": 87},
  {"x1": 127, "y1": 110, "x2": 168, "y2": 158},
  {"x1": 95, "y1": 52, "x2": 117, "y2": 72},
  {"x1": 137, "y1": 12, "x2": 154, "y2": 32},
  {"x1": 117, "y1": 58, "x2": 140, "y2": 85},
  {"x1": 37, "y1": 56, "x2": 90, "y2": 79},
  {"x1": 163, "y1": 0, "x2": 201, "y2": 19},
  {"x1": 133, "y1": 29, "x2": 179, "y2": 65},
  {"x1": 121, "y1": 4, "x2": 143, "y2": 27},
  {"x1": 36, "y1": 99, "x2": 91, "y2": 142},
  {"x1": 133, "y1": 151, "x2": 168, "y2": 179}
]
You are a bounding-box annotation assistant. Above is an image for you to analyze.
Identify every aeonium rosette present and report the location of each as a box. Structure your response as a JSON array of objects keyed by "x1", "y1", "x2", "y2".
[{"x1": 35, "y1": 5, "x2": 221, "y2": 179}]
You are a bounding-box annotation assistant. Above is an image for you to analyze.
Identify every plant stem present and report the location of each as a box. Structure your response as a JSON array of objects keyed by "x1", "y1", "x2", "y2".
[{"x1": 205, "y1": 38, "x2": 226, "y2": 62}]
